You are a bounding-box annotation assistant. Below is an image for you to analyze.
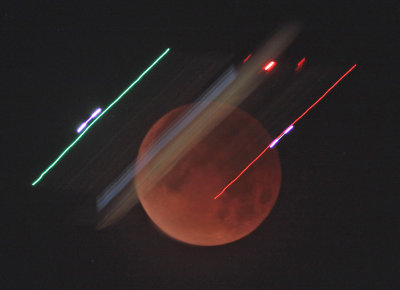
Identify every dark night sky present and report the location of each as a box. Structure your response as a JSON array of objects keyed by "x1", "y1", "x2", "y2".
[{"x1": 2, "y1": 1, "x2": 399, "y2": 288}]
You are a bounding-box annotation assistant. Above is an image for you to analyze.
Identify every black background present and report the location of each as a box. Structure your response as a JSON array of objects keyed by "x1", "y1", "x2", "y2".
[{"x1": 2, "y1": 1, "x2": 399, "y2": 288}]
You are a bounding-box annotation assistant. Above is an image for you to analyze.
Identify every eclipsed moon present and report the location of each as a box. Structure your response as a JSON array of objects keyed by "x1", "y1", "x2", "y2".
[{"x1": 135, "y1": 104, "x2": 281, "y2": 246}]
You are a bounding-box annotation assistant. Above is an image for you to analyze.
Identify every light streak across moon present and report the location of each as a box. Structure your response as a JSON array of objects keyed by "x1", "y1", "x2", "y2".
[
  {"x1": 96, "y1": 66, "x2": 237, "y2": 212},
  {"x1": 214, "y1": 64, "x2": 357, "y2": 199},
  {"x1": 31, "y1": 48, "x2": 170, "y2": 186}
]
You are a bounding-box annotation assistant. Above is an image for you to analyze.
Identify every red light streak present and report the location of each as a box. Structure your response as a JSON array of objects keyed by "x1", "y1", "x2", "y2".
[
  {"x1": 291, "y1": 64, "x2": 357, "y2": 126},
  {"x1": 263, "y1": 61, "x2": 276, "y2": 71},
  {"x1": 243, "y1": 54, "x2": 252, "y2": 63},
  {"x1": 214, "y1": 64, "x2": 357, "y2": 199},
  {"x1": 213, "y1": 143, "x2": 273, "y2": 200},
  {"x1": 296, "y1": 57, "x2": 306, "y2": 71}
]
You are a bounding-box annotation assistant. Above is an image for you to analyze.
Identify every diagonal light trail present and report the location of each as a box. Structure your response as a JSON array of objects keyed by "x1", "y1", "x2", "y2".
[
  {"x1": 32, "y1": 48, "x2": 170, "y2": 186},
  {"x1": 214, "y1": 64, "x2": 357, "y2": 199},
  {"x1": 77, "y1": 108, "x2": 102, "y2": 133}
]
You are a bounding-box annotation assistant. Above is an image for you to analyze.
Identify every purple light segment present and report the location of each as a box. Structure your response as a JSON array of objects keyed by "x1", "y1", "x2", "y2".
[
  {"x1": 269, "y1": 138, "x2": 280, "y2": 148},
  {"x1": 77, "y1": 122, "x2": 88, "y2": 133},
  {"x1": 269, "y1": 125, "x2": 294, "y2": 148},
  {"x1": 77, "y1": 108, "x2": 102, "y2": 134},
  {"x1": 283, "y1": 125, "x2": 294, "y2": 135},
  {"x1": 90, "y1": 108, "x2": 102, "y2": 119}
]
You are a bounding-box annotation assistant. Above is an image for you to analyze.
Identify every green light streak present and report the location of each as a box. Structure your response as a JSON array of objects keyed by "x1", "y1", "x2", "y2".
[{"x1": 32, "y1": 48, "x2": 170, "y2": 186}]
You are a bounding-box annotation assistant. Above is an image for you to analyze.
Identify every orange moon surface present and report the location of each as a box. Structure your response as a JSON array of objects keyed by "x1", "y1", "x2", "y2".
[{"x1": 135, "y1": 104, "x2": 281, "y2": 246}]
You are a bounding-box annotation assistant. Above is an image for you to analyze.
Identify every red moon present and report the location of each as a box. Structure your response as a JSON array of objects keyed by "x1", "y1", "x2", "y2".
[{"x1": 135, "y1": 104, "x2": 281, "y2": 246}]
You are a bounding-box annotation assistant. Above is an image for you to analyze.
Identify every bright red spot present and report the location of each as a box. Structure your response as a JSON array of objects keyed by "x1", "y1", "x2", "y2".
[
  {"x1": 263, "y1": 61, "x2": 276, "y2": 71},
  {"x1": 296, "y1": 57, "x2": 306, "y2": 72},
  {"x1": 214, "y1": 64, "x2": 357, "y2": 200},
  {"x1": 243, "y1": 54, "x2": 252, "y2": 63}
]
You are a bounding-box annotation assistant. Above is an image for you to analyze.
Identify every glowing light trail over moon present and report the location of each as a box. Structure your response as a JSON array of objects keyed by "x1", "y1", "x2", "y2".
[
  {"x1": 31, "y1": 48, "x2": 170, "y2": 186},
  {"x1": 214, "y1": 64, "x2": 357, "y2": 199}
]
